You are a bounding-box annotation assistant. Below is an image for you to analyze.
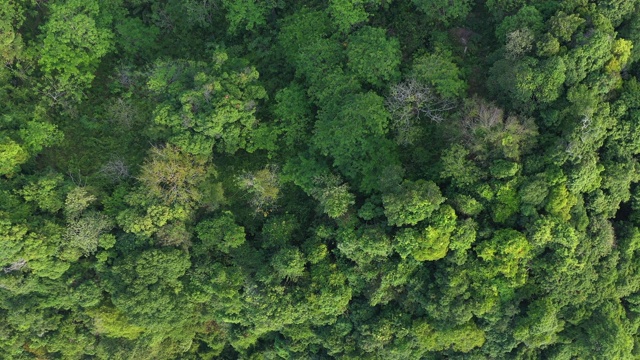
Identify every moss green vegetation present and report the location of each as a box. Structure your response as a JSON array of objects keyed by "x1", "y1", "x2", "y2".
[{"x1": 3, "y1": 0, "x2": 640, "y2": 358}]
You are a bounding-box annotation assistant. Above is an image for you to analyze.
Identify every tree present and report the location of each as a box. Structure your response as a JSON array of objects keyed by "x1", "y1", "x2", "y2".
[
  {"x1": 394, "y1": 205, "x2": 457, "y2": 261},
  {"x1": 100, "y1": 248, "x2": 192, "y2": 331},
  {"x1": 385, "y1": 79, "x2": 456, "y2": 145},
  {"x1": 544, "y1": 184, "x2": 577, "y2": 222},
  {"x1": 504, "y1": 28, "x2": 535, "y2": 59},
  {"x1": 328, "y1": 0, "x2": 378, "y2": 33},
  {"x1": 0, "y1": 1, "x2": 25, "y2": 64},
  {"x1": 337, "y1": 225, "x2": 393, "y2": 265},
  {"x1": 38, "y1": 0, "x2": 113, "y2": 102},
  {"x1": 458, "y1": 97, "x2": 538, "y2": 160},
  {"x1": 382, "y1": 179, "x2": 445, "y2": 226},
  {"x1": 549, "y1": 11, "x2": 585, "y2": 42},
  {"x1": 220, "y1": 0, "x2": 278, "y2": 34},
  {"x1": 147, "y1": 53, "x2": 267, "y2": 155},
  {"x1": 564, "y1": 30, "x2": 617, "y2": 87},
  {"x1": 7, "y1": 1, "x2": 640, "y2": 358},
  {"x1": 137, "y1": 145, "x2": 208, "y2": 206},
  {"x1": 0, "y1": 139, "x2": 28, "y2": 177},
  {"x1": 114, "y1": 17, "x2": 159, "y2": 60},
  {"x1": 271, "y1": 84, "x2": 313, "y2": 153},
  {"x1": 271, "y1": 247, "x2": 306, "y2": 281},
  {"x1": 495, "y1": 6, "x2": 544, "y2": 43},
  {"x1": 195, "y1": 211, "x2": 245, "y2": 254},
  {"x1": 278, "y1": 9, "x2": 332, "y2": 71},
  {"x1": 440, "y1": 145, "x2": 483, "y2": 187},
  {"x1": 484, "y1": 0, "x2": 527, "y2": 18},
  {"x1": 566, "y1": 301, "x2": 635, "y2": 359},
  {"x1": 309, "y1": 173, "x2": 356, "y2": 219},
  {"x1": 237, "y1": 164, "x2": 281, "y2": 214},
  {"x1": 62, "y1": 212, "x2": 113, "y2": 259},
  {"x1": 488, "y1": 56, "x2": 566, "y2": 110},
  {"x1": 313, "y1": 91, "x2": 399, "y2": 192},
  {"x1": 596, "y1": 0, "x2": 638, "y2": 27},
  {"x1": 346, "y1": 26, "x2": 401, "y2": 87},
  {"x1": 410, "y1": 50, "x2": 467, "y2": 99},
  {"x1": 412, "y1": 319, "x2": 485, "y2": 353},
  {"x1": 475, "y1": 229, "x2": 531, "y2": 287},
  {"x1": 412, "y1": 0, "x2": 472, "y2": 26},
  {"x1": 514, "y1": 299, "x2": 565, "y2": 348}
]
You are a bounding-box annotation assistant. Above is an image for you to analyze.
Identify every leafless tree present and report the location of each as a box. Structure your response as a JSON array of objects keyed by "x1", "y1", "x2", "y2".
[
  {"x1": 238, "y1": 164, "x2": 280, "y2": 215},
  {"x1": 183, "y1": 0, "x2": 218, "y2": 27},
  {"x1": 386, "y1": 79, "x2": 456, "y2": 145},
  {"x1": 100, "y1": 157, "x2": 130, "y2": 182},
  {"x1": 505, "y1": 28, "x2": 534, "y2": 59},
  {"x1": 115, "y1": 67, "x2": 134, "y2": 88},
  {"x1": 63, "y1": 212, "x2": 113, "y2": 256},
  {"x1": 68, "y1": 169, "x2": 88, "y2": 187},
  {"x1": 4, "y1": 259, "x2": 26, "y2": 273},
  {"x1": 459, "y1": 98, "x2": 504, "y2": 136},
  {"x1": 459, "y1": 97, "x2": 538, "y2": 160},
  {"x1": 107, "y1": 98, "x2": 139, "y2": 129}
]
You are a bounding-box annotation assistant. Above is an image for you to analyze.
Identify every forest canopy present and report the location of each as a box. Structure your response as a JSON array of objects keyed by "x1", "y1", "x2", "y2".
[{"x1": 3, "y1": 0, "x2": 640, "y2": 358}]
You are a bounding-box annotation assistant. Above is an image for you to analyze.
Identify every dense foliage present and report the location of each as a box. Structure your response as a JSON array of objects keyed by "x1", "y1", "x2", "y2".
[{"x1": 3, "y1": 0, "x2": 640, "y2": 358}]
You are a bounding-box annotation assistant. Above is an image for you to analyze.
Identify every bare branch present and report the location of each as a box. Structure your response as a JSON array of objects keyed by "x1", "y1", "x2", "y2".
[
  {"x1": 3, "y1": 259, "x2": 26, "y2": 273},
  {"x1": 100, "y1": 157, "x2": 130, "y2": 182},
  {"x1": 386, "y1": 79, "x2": 456, "y2": 145}
]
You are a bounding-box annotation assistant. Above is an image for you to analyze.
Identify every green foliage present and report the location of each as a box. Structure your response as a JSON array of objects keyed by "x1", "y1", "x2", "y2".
[
  {"x1": 452, "y1": 194, "x2": 484, "y2": 216},
  {"x1": 195, "y1": 211, "x2": 245, "y2": 253},
  {"x1": 549, "y1": 11, "x2": 585, "y2": 42},
  {"x1": 114, "y1": 17, "x2": 159, "y2": 59},
  {"x1": 89, "y1": 307, "x2": 146, "y2": 340},
  {"x1": 271, "y1": 247, "x2": 306, "y2": 281},
  {"x1": 5, "y1": 1, "x2": 640, "y2": 358},
  {"x1": 395, "y1": 205, "x2": 457, "y2": 261},
  {"x1": 514, "y1": 299, "x2": 565, "y2": 348},
  {"x1": 495, "y1": 6, "x2": 544, "y2": 42},
  {"x1": 412, "y1": 320, "x2": 485, "y2": 352},
  {"x1": 147, "y1": 53, "x2": 267, "y2": 155},
  {"x1": 138, "y1": 145, "x2": 208, "y2": 206},
  {"x1": 62, "y1": 211, "x2": 113, "y2": 259},
  {"x1": 564, "y1": 30, "x2": 617, "y2": 87},
  {"x1": 101, "y1": 248, "x2": 192, "y2": 328},
  {"x1": 117, "y1": 202, "x2": 189, "y2": 238},
  {"x1": 545, "y1": 184, "x2": 577, "y2": 222},
  {"x1": 0, "y1": 139, "x2": 28, "y2": 177},
  {"x1": 489, "y1": 56, "x2": 566, "y2": 109},
  {"x1": 337, "y1": 225, "x2": 392, "y2": 265},
  {"x1": 39, "y1": 0, "x2": 113, "y2": 102},
  {"x1": 476, "y1": 229, "x2": 531, "y2": 285},
  {"x1": 0, "y1": 1, "x2": 25, "y2": 64},
  {"x1": 440, "y1": 145, "x2": 482, "y2": 187},
  {"x1": 221, "y1": 0, "x2": 278, "y2": 34},
  {"x1": 18, "y1": 120, "x2": 64, "y2": 154},
  {"x1": 459, "y1": 98, "x2": 538, "y2": 160},
  {"x1": 18, "y1": 174, "x2": 65, "y2": 213},
  {"x1": 0, "y1": 219, "x2": 28, "y2": 267},
  {"x1": 328, "y1": 0, "x2": 377, "y2": 33},
  {"x1": 313, "y1": 91, "x2": 398, "y2": 192},
  {"x1": 490, "y1": 160, "x2": 519, "y2": 179},
  {"x1": 272, "y1": 84, "x2": 313, "y2": 152},
  {"x1": 237, "y1": 164, "x2": 281, "y2": 213},
  {"x1": 310, "y1": 173, "x2": 356, "y2": 218},
  {"x1": 346, "y1": 26, "x2": 401, "y2": 86},
  {"x1": 411, "y1": 50, "x2": 467, "y2": 98},
  {"x1": 412, "y1": 0, "x2": 472, "y2": 26},
  {"x1": 383, "y1": 179, "x2": 445, "y2": 226}
]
